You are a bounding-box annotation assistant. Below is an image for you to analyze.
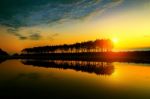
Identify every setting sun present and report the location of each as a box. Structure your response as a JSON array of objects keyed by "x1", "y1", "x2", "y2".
[
  {"x1": 112, "y1": 37, "x2": 119, "y2": 44},
  {"x1": 1, "y1": 0, "x2": 150, "y2": 99}
]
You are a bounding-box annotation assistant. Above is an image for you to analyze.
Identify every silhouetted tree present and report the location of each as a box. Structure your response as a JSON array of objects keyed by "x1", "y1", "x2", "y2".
[
  {"x1": 21, "y1": 39, "x2": 114, "y2": 54},
  {"x1": 0, "y1": 49, "x2": 8, "y2": 56}
]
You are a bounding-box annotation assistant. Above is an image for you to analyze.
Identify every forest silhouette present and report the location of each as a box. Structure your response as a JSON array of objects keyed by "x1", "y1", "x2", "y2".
[
  {"x1": 0, "y1": 39, "x2": 150, "y2": 63},
  {"x1": 22, "y1": 39, "x2": 113, "y2": 54}
]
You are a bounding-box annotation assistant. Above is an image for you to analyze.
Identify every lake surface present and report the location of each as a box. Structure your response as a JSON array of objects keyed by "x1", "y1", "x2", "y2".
[{"x1": 0, "y1": 60, "x2": 150, "y2": 99}]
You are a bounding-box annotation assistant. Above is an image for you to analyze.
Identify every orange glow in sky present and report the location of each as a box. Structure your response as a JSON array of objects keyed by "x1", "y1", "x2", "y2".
[
  {"x1": 112, "y1": 37, "x2": 119, "y2": 44},
  {"x1": 0, "y1": 1, "x2": 150, "y2": 53}
]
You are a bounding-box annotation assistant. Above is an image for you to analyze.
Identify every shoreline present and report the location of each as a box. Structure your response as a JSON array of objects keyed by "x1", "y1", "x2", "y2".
[{"x1": 2, "y1": 51, "x2": 149, "y2": 64}]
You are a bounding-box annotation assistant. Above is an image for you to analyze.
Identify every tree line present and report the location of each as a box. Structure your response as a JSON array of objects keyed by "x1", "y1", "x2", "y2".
[{"x1": 21, "y1": 39, "x2": 113, "y2": 54}]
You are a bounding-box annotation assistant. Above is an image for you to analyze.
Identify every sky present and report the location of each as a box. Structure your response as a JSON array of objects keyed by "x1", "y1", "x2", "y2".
[{"x1": 0, "y1": 0, "x2": 150, "y2": 53}]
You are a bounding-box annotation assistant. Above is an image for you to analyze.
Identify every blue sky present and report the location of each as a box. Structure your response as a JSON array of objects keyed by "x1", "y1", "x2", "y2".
[
  {"x1": 0, "y1": 0, "x2": 126, "y2": 28},
  {"x1": 0, "y1": 0, "x2": 150, "y2": 52},
  {"x1": 0, "y1": 0, "x2": 148, "y2": 29}
]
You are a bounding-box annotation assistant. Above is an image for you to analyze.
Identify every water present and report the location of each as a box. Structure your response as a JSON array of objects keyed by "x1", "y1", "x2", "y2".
[{"x1": 0, "y1": 60, "x2": 150, "y2": 99}]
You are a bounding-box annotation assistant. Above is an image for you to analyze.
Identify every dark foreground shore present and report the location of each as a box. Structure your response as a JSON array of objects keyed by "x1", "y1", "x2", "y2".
[{"x1": 6, "y1": 51, "x2": 150, "y2": 63}]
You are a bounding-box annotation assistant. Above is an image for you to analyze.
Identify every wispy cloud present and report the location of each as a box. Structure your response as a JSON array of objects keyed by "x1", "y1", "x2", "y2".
[
  {"x1": 7, "y1": 28, "x2": 42, "y2": 40},
  {"x1": 7, "y1": 28, "x2": 28, "y2": 40},
  {"x1": 85, "y1": 0, "x2": 124, "y2": 20},
  {"x1": 0, "y1": 0, "x2": 124, "y2": 28},
  {"x1": 28, "y1": 33, "x2": 42, "y2": 40},
  {"x1": 1, "y1": 0, "x2": 124, "y2": 40},
  {"x1": 7, "y1": 28, "x2": 60, "y2": 40},
  {"x1": 48, "y1": 33, "x2": 59, "y2": 40}
]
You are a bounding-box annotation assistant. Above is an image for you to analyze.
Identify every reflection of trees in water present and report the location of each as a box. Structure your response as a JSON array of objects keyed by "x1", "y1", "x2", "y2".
[{"x1": 22, "y1": 60, "x2": 114, "y2": 75}]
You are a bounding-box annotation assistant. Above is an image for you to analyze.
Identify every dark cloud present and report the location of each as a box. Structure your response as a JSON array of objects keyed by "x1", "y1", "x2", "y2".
[
  {"x1": 1, "y1": 0, "x2": 124, "y2": 40},
  {"x1": 49, "y1": 33, "x2": 59, "y2": 40},
  {"x1": 19, "y1": 36, "x2": 28, "y2": 40},
  {"x1": 7, "y1": 28, "x2": 28, "y2": 40},
  {"x1": 111, "y1": 0, "x2": 122, "y2": 2},
  {"x1": 0, "y1": 0, "x2": 123, "y2": 28},
  {"x1": 29, "y1": 33, "x2": 42, "y2": 40},
  {"x1": 7, "y1": 28, "x2": 42, "y2": 40}
]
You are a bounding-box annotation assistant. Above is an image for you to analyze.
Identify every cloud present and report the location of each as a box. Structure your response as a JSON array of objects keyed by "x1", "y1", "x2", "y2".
[
  {"x1": 1, "y1": 0, "x2": 124, "y2": 40},
  {"x1": 7, "y1": 28, "x2": 28, "y2": 40},
  {"x1": 0, "y1": 0, "x2": 123, "y2": 28},
  {"x1": 112, "y1": 0, "x2": 122, "y2": 2},
  {"x1": 19, "y1": 36, "x2": 28, "y2": 40},
  {"x1": 7, "y1": 27, "x2": 60, "y2": 40},
  {"x1": 29, "y1": 33, "x2": 42, "y2": 40},
  {"x1": 48, "y1": 33, "x2": 59, "y2": 40},
  {"x1": 7, "y1": 28, "x2": 42, "y2": 40}
]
